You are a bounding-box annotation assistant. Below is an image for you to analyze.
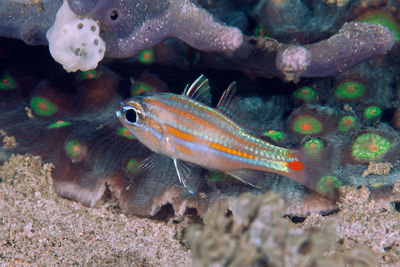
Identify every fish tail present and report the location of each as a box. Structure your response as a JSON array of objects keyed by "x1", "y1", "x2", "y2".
[{"x1": 286, "y1": 146, "x2": 341, "y2": 199}]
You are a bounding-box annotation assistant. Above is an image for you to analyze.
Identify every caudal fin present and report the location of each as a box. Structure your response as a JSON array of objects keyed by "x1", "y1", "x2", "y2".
[{"x1": 287, "y1": 145, "x2": 341, "y2": 200}]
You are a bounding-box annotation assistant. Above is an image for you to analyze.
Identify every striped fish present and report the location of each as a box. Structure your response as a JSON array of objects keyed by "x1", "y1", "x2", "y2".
[{"x1": 116, "y1": 75, "x2": 333, "y2": 197}]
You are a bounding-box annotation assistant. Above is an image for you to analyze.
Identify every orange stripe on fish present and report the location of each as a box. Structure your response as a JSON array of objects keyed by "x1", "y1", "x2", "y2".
[
  {"x1": 165, "y1": 124, "x2": 258, "y2": 160},
  {"x1": 144, "y1": 97, "x2": 273, "y2": 153}
]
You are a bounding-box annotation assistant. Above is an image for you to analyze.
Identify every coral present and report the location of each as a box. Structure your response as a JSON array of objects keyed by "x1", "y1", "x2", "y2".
[
  {"x1": 361, "y1": 161, "x2": 393, "y2": 177},
  {"x1": 293, "y1": 85, "x2": 317, "y2": 103},
  {"x1": 337, "y1": 115, "x2": 356, "y2": 133},
  {"x1": 0, "y1": 1, "x2": 395, "y2": 78},
  {"x1": 0, "y1": 129, "x2": 17, "y2": 150},
  {"x1": 286, "y1": 104, "x2": 337, "y2": 137},
  {"x1": 1, "y1": 0, "x2": 400, "y2": 221},
  {"x1": 315, "y1": 175, "x2": 343, "y2": 195},
  {"x1": 186, "y1": 192, "x2": 378, "y2": 266},
  {"x1": 302, "y1": 137, "x2": 325, "y2": 156},
  {"x1": 357, "y1": 9, "x2": 400, "y2": 42},
  {"x1": 351, "y1": 133, "x2": 392, "y2": 162},
  {"x1": 363, "y1": 105, "x2": 382, "y2": 120},
  {"x1": 0, "y1": 71, "x2": 17, "y2": 90},
  {"x1": 335, "y1": 186, "x2": 400, "y2": 265},
  {"x1": 262, "y1": 129, "x2": 284, "y2": 141},
  {"x1": 334, "y1": 81, "x2": 366, "y2": 101},
  {"x1": 67, "y1": 0, "x2": 243, "y2": 57}
]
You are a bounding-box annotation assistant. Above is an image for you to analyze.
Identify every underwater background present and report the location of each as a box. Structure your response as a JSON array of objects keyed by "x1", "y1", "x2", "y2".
[{"x1": 1, "y1": 0, "x2": 400, "y2": 265}]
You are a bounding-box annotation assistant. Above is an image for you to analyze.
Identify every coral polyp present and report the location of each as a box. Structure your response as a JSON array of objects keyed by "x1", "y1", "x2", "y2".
[
  {"x1": 303, "y1": 138, "x2": 324, "y2": 156},
  {"x1": 262, "y1": 130, "x2": 283, "y2": 141},
  {"x1": 30, "y1": 97, "x2": 58, "y2": 116},
  {"x1": 292, "y1": 115, "x2": 322, "y2": 135},
  {"x1": 287, "y1": 105, "x2": 337, "y2": 137},
  {"x1": 125, "y1": 158, "x2": 139, "y2": 174},
  {"x1": 0, "y1": 71, "x2": 16, "y2": 90},
  {"x1": 315, "y1": 175, "x2": 342, "y2": 195},
  {"x1": 338, "y1": 115, "x2": 356, "y2": 133},
  {"x1": 334, "y1": 81, "x2": 366, "y2": 101},
  {"x1": 77, "y1": 69, "x2": 98, "y2": 80},
  {"x1": 117, "y1": 127, "x2": 136, "y2": 140},
  {"x1": 65, "y1": 139, "x2": 85, "y2": 160},
  {"x1": 293, "y1": 86, "x2": 317, "y2": 102},
  {"x1": 364, "y1": 106, "x2": 382, "y2": 120},
  {"x1": 139, "y1": 49, "x2": 154, "y2": 64},
  {"x1": 131, "y1": 83, "x2": 154, "y2": 96},
  {"x1": 47, "y1": 120, "x2": 71, "y2": 129},
  {"x1": 351, "y1": 133, "x2": 391, "y2": 162}
]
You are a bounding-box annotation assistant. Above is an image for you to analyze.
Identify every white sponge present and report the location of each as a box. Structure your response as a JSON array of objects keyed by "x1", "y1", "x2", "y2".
[{"x1": 46, "y1": 1, "x2": 105, "y2": 72}]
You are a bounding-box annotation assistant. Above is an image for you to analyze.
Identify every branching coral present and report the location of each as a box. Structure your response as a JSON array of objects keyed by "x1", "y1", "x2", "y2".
[{"x1": 0, "y1": 0, "x2": 395, "y2": 79}]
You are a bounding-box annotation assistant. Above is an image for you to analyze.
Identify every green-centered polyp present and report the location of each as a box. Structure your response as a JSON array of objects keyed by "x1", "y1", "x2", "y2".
[
  {"x1": 253, "y1": 24, "x2": 268, "y2": 37},
  {"x1": 0, "y1": 72, "x2": 16, "y2": 90},
  {"x1": 30, "y1": 97, "x2": 58, "y2": 116},
  {"x1": 372, "y1": 183, "x2": 383, "y2": 188},
  {"x1": 316, "y1": 175, "x2": 342, "y2": 194},
  {"x1": 263, "y1": 130, "x2": 283, "y2": 141},
  {"x1": 209, "y1": 172, "x2": 233, "y2": 183},
  {"x1": 131, "y1": 83, "x2": 153, "y2": 96},
  {"x1": 292, "y1": 115, "x2": 322, "y2": 135},
  {"x1": 293, "y1": 86, "x2": 316, "y2": 102},
  {"x1": 303, "y1": 138, "x2": 323, "y2": 156},
  {"x1": 209, "y1": 173, "x2": 226, "y2": 182},
  {"x1": 77, "y1": 69, "x2": 98, "y2": 80},
  {"x1": 48, "y1": 120, "x2": 71, "y2": 129},
  {"x1": 139, "y1": 49, "x2": 154, "y2": 64},
  {"x1": 334, "y1": 81, "x2": 366, "y2": 100},
  {"x1": 338, "y1": 115, "x2": 356, "y2": 132},
  {"x1": 352, "y1": 133, "x2": 391, "y2": 161},
  {"x1": 65, "y1": 140, "x2": 82, "y2": 158},
  {"x1": 125, "y1": 158, "x2": 139, "y2": 174},
  {"x1": 364, "y1": 106, "x2": 382, "y2": 119},
  {"x1": 118, "y1": 127, "x2": 136, "y2": 139}
]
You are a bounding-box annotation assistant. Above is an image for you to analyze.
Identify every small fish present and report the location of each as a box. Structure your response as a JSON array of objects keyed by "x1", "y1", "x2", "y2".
[{"x1": 116, "y1": 75, "x2": 334, "y2": 197}]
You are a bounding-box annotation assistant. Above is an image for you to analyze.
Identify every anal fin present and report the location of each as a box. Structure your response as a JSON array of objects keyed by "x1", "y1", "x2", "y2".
[{"x1": 227, "y1": 169, "x2": 265, "y2": 189}]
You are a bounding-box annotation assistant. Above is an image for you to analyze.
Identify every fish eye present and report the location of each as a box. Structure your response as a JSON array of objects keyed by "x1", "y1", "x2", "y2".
[{"x1": 125, "y1": 108, "x2": 138, "y2": 124}]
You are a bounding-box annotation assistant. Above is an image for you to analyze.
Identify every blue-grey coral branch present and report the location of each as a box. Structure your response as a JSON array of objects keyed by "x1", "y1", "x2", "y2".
[
  {"x1": 230, "y1": 22, "x2": 395, "y2": 81},
  {"x1": 0, "y1": 0, "x2": 395, "y2": 80}
]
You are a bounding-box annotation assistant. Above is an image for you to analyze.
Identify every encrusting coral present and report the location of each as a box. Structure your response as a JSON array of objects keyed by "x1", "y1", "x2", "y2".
[{"x1": 186, "y1": 192, "x2": 379, "y2": 267}]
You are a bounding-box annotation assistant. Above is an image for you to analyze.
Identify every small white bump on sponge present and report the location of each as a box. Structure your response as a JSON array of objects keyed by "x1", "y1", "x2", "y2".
[{"x1": 46, "y1": 1, "x2": 105, "y2": 72}]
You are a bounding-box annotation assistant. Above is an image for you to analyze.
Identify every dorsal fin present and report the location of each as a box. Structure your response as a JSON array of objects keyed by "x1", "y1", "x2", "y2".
[
  {"x1": 216, "y1": 81, "x2": 241, "y2": 121},
  {"x1": 183, "y1": 75, "x2": 212, "y2": 105}
]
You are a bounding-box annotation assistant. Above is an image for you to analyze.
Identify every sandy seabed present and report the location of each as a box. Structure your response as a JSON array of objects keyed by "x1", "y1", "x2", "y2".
[
  {"x1": 0, "y1": 154, "x2": 192, "y2": 266},
  {"x1": 1, "y1": 154, "x2": 399, "y2": 266}
]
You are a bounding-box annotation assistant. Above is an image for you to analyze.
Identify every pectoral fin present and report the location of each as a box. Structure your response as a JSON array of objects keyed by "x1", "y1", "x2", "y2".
[{"x1": 173, "y1": 158, "x2": 205, "y2": 194}]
